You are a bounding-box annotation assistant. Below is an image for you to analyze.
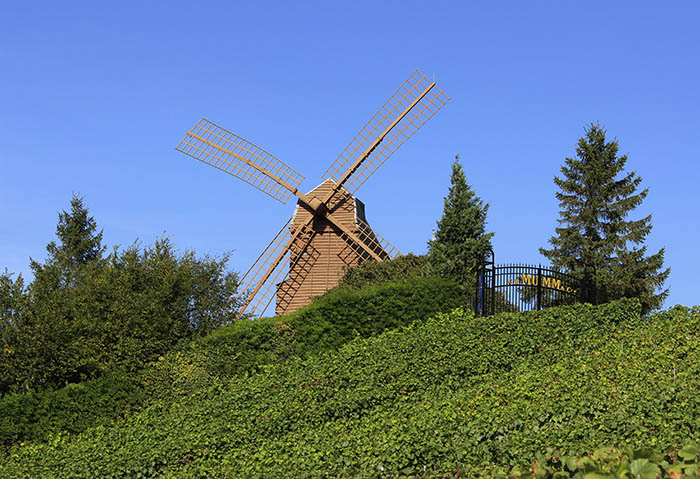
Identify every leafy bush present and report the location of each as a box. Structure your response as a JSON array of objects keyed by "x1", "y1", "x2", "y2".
[
  {"x1": 139, "y1": 318, "x2": 297, "y2": 404},
  {"x1": 1, "y1": 196, "x2": 241, "y2": 396},
  {"x1": 287, "y1": 275, "x2": 464, "y2": 356},
  {"x1": 0, "y1": 370, "x2": 143, "y2": 451},
  {"x1": 458, "y1": 443, "x2": 700, "y2": 479},
  {"x1": 139, "y1": 275, "x2": 463, "y2": 405},
  {"x1": 0, "y1": 239, "x2": 240, "y2": 396},
  {"x1": 338, "y1": 253, "x2": 431, "y2": 289},
  {"x1": 7, "y1": 299, "x2": 700, "y2": 478}
]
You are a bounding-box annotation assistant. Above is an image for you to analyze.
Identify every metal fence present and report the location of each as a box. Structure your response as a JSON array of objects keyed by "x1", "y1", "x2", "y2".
[{"x1": 475, "y1": 260, "x2": 583, "y2": 316}]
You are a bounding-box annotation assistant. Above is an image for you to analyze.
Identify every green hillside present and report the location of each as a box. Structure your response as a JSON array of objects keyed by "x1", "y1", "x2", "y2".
[
  {"x1": 0, "y1": 275, "x2": 464, "y2": 452},
  {"x1": 3, "y1": 299, "x2": 699, "y2": 478}
]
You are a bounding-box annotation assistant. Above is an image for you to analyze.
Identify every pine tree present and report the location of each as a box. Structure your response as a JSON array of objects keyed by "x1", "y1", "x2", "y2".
[
  {"x1": 15, "y1": 195, "x2": 109, "y2": 389},
  {"x1": 30, "y1": 194, "x2": 106, "y2": 290},
  {"x1": 541, "y1": 123, "x2": 669, "y2": 314},
  {"x1": 428, "y1": 156, "x2": 493, "y2": 286}
]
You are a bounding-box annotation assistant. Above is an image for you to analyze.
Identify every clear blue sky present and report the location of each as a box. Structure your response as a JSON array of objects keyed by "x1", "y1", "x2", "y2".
[{"x1": 1, "y1": 1, "x2": 698, "y2": 308}]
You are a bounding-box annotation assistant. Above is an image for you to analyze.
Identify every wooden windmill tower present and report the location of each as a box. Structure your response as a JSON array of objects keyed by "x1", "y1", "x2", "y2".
[{"x1": 175, "y1": 70, "x2": 449, "y2": 317}]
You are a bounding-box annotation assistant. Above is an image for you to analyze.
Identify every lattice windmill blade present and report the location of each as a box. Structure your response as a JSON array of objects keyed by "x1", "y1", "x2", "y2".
[
  {"x1": 237, "y1": 218, "x2": 317, "y2": 318},
  {"x1": 323, "y1": 70, "x2": 449, "y2": 196},
  {"x1": 336, "y1": 217, "x2": 400, "y2": 265},
  {"x1": 176, "y1": 118, "x2": 305, "y2": 204},
  {"x1": 275, "y1": 238, "x2": 322, "y2": 315}
]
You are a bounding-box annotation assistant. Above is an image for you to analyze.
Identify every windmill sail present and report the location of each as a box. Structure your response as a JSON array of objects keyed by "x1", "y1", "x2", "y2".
[
  {"x1": 323, "y1": 70, "x2": 449, "y2": 195},
  {"x1": 337, "y1": 217, "x2": 400, "y2": 265},
  {"x1": 237, "y1": 219, "x2": 316, "y2": 318},
  {"x1": 176, "y1": 118, "x2": 305, "y2": 204}
]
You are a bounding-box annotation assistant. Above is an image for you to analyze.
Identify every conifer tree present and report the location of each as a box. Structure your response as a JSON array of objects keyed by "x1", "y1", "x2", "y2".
[
  {"x1": 541, "y1": 124, "x2": 669, "y2": 314},
  {"x1": 428, "y1": 156, "x2": 493, "y2": 285},
  {"x1": 30, "y1": 194, "x2": 106, "y2": 290},
  {"x1": 15, "y1": 195, "x2": 109, "y2": 389}
]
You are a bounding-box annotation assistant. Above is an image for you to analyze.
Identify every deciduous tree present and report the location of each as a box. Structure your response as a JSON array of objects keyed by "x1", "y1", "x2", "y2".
[{"x1": 1, "y1": 196, "x2": 240, "y2": 395}]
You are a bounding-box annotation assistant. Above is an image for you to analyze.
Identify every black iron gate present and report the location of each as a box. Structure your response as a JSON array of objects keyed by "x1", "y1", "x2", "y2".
[{"x1": 475, "y1": 251, "x2": 583, "y2": 316}]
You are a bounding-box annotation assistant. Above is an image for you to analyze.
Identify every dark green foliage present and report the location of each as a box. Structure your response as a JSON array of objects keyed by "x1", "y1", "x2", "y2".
[
  {"x1": 288, "y1": 275, "x2": 464, "y2": 356},
  {"x1": 140, "y1": 275, "x2": 463, "y2": 401},
  {"x1": 428, "y1": 156, "x2": 493, "y2": 286},
  {"x1": 2, "y1": 196, "x2": 110, "y2": 393},
  {"x1": 195, "y1": 318, "x2": 297, "y2": 377},
  {"x1": 461, "y1": 444, "x2": 700, "y2": 479},
  {"x1": 338, "y1": 253, "x2": 431, "y2": 289},
  {"x1": 1, "y1": 239, "x2": 239, "y2": 395},
  {"x1": 0, "y1": 197, "x2": 240, "y2": 395},
  {"x1": 0, "y1": 370, "x2": 143, "y2": 451},
  {"x1": 541, "y1": 124, "x2": 669, "y2": 314},
  {"x1": 0, "y1": 271, "x2": 29, "y2": 379},
  {"x1": 0, "y1": 271, "x2": 28, "y2": 331},
  {"x1": 0, "y1": 275, "x2": 462, "y2": 450},
  {"x1": 92, "y1": 239, "x2": 240, "y2": 361},
  {"x1": 139, "y1": 318, "x2": 298, "y2": 403},
  {"x1": 4, "y1": 299, "x2": 700, "y2": 477},
  {"x1": 29, "y1": 195, "x2": 106, "y2": 292}
]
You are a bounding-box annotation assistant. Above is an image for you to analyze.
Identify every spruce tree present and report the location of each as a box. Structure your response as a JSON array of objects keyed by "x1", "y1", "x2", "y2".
[
  {"x1": 30, "y1": 194, "x2": 106, "y2": 290},
  {"x1": 541, "y1": 123, "x2": 669, "y2": 314},
  {"x1": 17, "y1": 195, "x2": 108, "y2": 389},
  {"x1": 428, "y1": 156, "x2": 493, "y2": 286}
]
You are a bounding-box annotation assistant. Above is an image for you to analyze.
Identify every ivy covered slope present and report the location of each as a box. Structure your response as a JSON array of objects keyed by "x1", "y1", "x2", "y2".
[
  {"x1": 3, "y1": 299, "x2": 700, "y2": 478},
  {"x1": 0, "y1": 275, "x2": 464, "y2": 451}
]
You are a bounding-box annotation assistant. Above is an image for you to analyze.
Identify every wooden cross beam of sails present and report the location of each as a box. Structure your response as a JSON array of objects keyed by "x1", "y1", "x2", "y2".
[{"x1": 175, "y1": 70, "x2": 450, "y2": 318}]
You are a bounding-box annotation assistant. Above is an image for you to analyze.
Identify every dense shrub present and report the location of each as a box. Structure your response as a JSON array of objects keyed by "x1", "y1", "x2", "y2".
[
  {"x1": 461, "y1": 443, "x2": 700, "y2": 479},
  {"x1": 1, "y1": 196, "x2": 241, "y2": 396},
  {"x1": 141, "y1": 275, "x2": 464, "y2": 403},
  {"x1": 0, "y1": 370, "x2": 143, "y2": 451},
  {"x1": 287, "y1": 275, "x2": 464, "y2": 356},
  {"x1": 338, "y1": 253, "x2": 431, "y2": 289},
  {"x1": 0, "y1": 239, "x2": 240, "y2": 396},
  {"x1": 6, "y1": 299, "x2": 699, "y2": 478},
  {"x1": 139, "y1": 318, "x2": 298, "y2": 404},
  {"x1": 0, "y1": 275, "x2": 464, "y2": 451}
]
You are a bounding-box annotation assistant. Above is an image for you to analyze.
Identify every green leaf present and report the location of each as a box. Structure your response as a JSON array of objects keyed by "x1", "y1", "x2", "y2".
[
  {"x1": 629, "y1": 459, "x2": 659, "y2": 479},
  {"x1": 631, "y1": 447, "x2": 655, "y2": 460},
  {"x1": 563, "y1": 457, "x2": 579, "y2": 471},
  {"x1": 583, "y1": 472, "x2": 616, "y2": 479},
  {"x1": 679, "y1": 443, "x2": 699, "y2": 462}
]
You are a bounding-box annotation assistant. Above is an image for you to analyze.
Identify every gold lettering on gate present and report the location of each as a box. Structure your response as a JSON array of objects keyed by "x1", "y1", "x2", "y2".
[{"x1": 508, "y1": 273, "x2": 575, "y2": 294}]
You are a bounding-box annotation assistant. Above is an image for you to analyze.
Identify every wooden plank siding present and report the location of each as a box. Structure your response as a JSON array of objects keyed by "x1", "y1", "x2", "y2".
[{"x1": 275, "y1": 179, "x2": 380, "y2": 315}]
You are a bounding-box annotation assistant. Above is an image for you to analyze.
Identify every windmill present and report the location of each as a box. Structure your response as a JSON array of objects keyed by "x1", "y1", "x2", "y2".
[{"x1": 175, "y1": 70, "x2": 449, "y2": 318}]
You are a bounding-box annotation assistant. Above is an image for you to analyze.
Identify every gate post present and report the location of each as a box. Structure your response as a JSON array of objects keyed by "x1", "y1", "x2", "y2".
[
  {"x1": 536, "y1": 265, "x2": 543, "y2": 311},
  {"x1": 474, "y1": 248, "x2": 495, "y2": 317},
  {"x1": 489, "y1": 261, "x2": 495, "y2": 316},
  {"x1": 475, "y1": 267, "x2": 484, "y2": 316}
]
